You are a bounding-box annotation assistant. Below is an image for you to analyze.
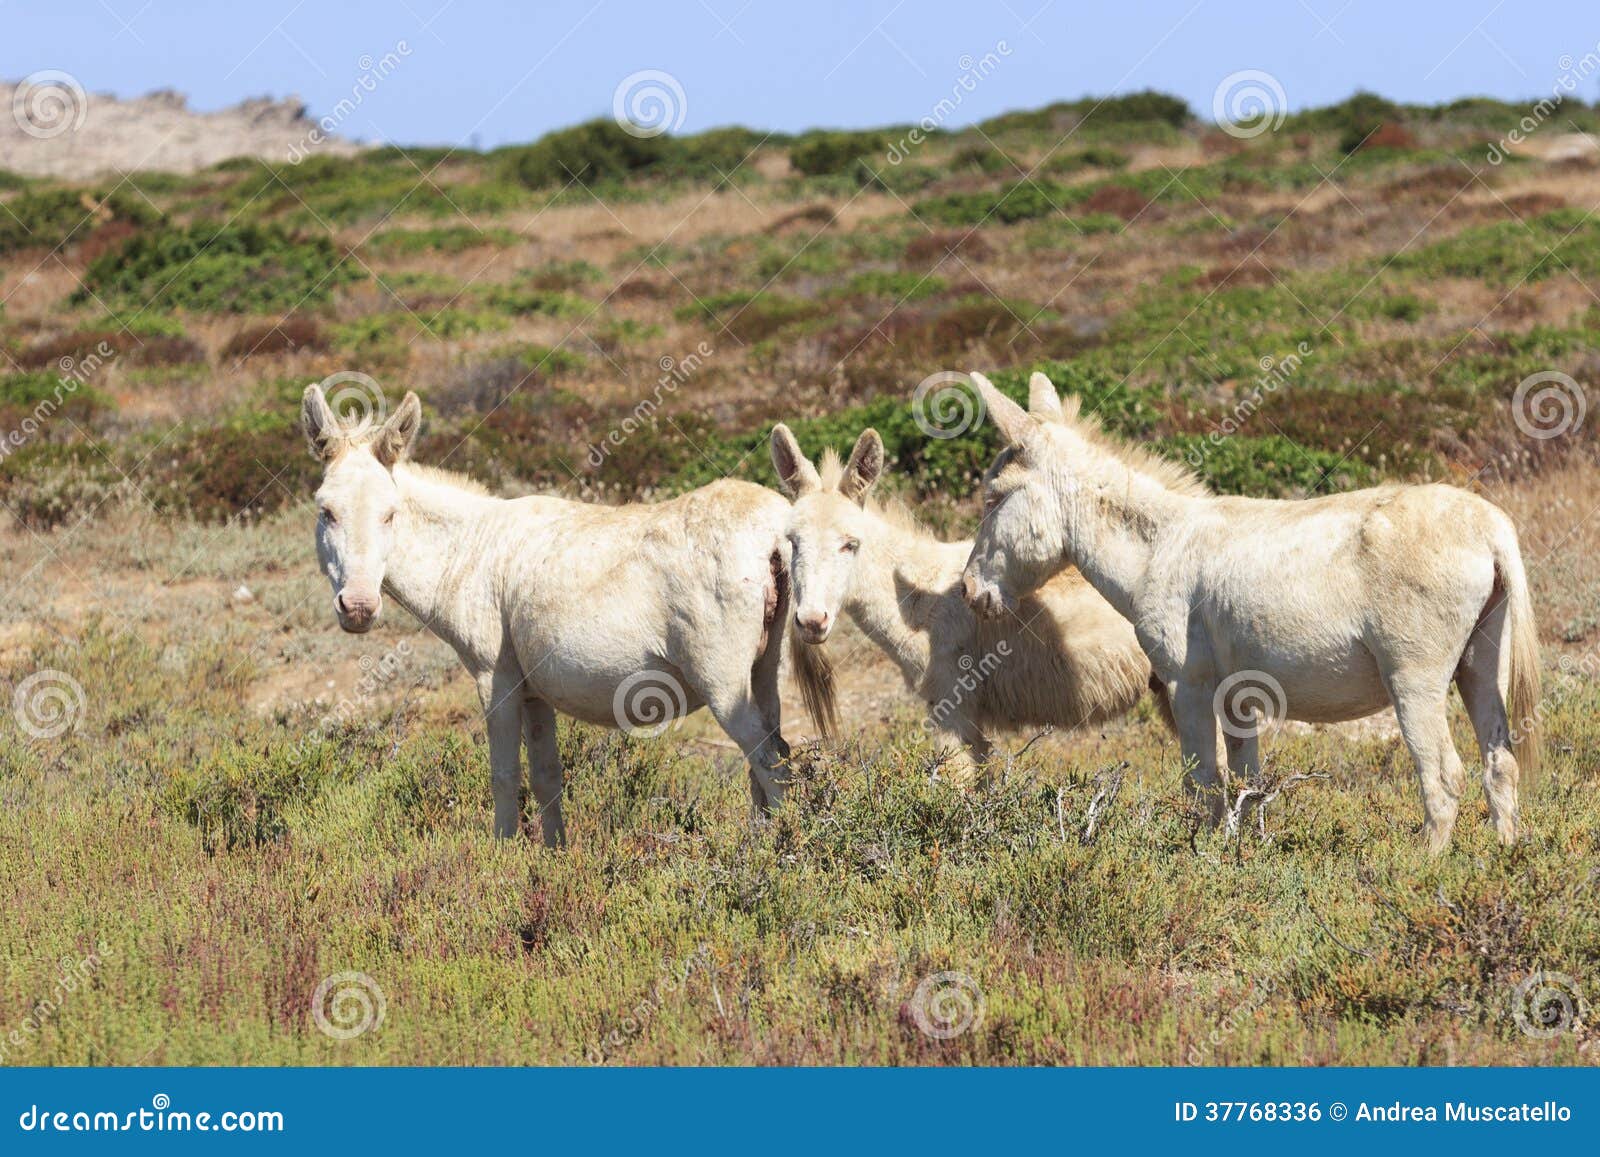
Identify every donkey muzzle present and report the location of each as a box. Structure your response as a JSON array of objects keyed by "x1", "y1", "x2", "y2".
[
  {"x1": 794, "y1": 609, "x2": 832, "y2": 644},
  {"x1": 962, "y1": 573, "x2": 1005, "y2": 620},
  {"x1": 335, "y1": 589, "x2": 381, "y2": 633}
]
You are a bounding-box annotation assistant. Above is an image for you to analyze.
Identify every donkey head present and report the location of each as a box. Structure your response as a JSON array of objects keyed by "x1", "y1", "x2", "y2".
[
  {"x1": 769, "y1": 423, "x2": 884, "y2": 644},
  {"x1": 962, "y1": 371, "x2": 1077, "y2": 619},
  {"x1": 300, "y1": 385, "x2": 422, "y2": 633}
]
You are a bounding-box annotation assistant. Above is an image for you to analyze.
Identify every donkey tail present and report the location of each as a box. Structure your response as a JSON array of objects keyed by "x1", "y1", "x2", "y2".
[
  {"x1": 1495, "y1": 529, "x2": 1542, "y2": 778},
  {"x1": 789, "y1": 621, "x2": 839, "y2": 739}
]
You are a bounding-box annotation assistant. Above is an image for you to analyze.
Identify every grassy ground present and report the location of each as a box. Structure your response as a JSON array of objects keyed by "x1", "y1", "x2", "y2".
[{"x1": 2, "y1": 92, "x2": 1599, "y2": 1064}]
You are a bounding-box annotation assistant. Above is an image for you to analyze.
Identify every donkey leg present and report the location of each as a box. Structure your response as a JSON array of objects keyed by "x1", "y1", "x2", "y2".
[
  {"x1": 1173, "y1": 681, "x2": 1225, "y2": 827},
  {"x1": 1456, "y1": 638, "x2": 1520, "y2": 846},
  {"x1": 1221, "y1": 708, "x2": 1262, "y2": 826},
  {"x1": 477, "y1": 666, "x2": 526, "y2": 839},
  {"x1": 522, "y1": 696, "x2": 567, "y2": 849},
  {"x1": 708, "y1": 686, "x2": 788, "y2": 815},
  {"x1": 1388, "y1": 671, "x2": 1467, "y2": 854}
]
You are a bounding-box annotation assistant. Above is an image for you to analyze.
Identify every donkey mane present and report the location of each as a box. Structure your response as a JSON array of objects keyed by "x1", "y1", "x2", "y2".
[
  {"x1": 1056, "y1": 394, "x2": 1210, "y2": 498},
  {"x1": 816, "y1": 449, "x2": 931, "y2": 537},
  {"x1": 398, "y1": 460, "x2": 492, "y2": 497}
]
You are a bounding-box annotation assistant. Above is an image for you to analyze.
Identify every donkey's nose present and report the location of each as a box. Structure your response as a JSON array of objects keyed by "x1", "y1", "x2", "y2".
[
  {"x1": 795, "y1": 610, "x2": 831, "y2": 641},
  {"x1": 335, "y1": 590, "x2": 380, "y2": 633}
]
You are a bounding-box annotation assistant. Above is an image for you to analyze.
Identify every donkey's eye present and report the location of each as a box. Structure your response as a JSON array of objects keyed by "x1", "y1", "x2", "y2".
[
  {"x1": 319, "y1": 507, "x2": 337, "y2": 526},
  {"x1": 841, "y1": 538, "x2": 860, "y2": 554},
  {"x1": 383, "y1": 510, "x2": 396, "y2": 526}
]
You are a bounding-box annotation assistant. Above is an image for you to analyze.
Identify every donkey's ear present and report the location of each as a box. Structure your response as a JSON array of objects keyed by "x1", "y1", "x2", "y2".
[
  {"x1": 1028, "y1": 372, "x2": 1064, "y2": 423},
  {"x1": 840, "y1": 428, "x2": 885, "y2": 504},
  {"x1": 770, "y1": 423, "x2": 821, "y2": 497},
  {"x1": 969, "y1": 371, "x2": 1035, "y2": 446},
  {"x1": 374, "y1": 391, "x2": 423, "y2": 467},
  {"x1": 301, "y1": 384, "x2": 342, "y2": 462}
]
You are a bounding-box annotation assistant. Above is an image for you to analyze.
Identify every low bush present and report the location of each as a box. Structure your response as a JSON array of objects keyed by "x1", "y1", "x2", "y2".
[
  {"x1": 80, "y1": 223, "x2": 361, "y2": 314},
  {"x1": 503, "y1": 119, "x2": 671, "y2": 188},
  {"x1": 789, "y1": 131, "x2": 889, "y2": 177},
  {"x1": 0, "y1": 187, "x2": 159, "y2": 255},
  {"x1": 220, "y1": 316, "x2": 327, "y2": 359}
]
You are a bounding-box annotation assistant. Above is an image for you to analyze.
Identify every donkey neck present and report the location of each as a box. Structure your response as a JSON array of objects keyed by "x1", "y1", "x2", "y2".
[
  {"x1": 381, "y1": 464, "x2": 502, "y2": 648},
  {"x1": 843, "y1": 505, "x2": 967, "y2": 683},
  {"x1": 1056, "y1": 440, "x2": 1192, "y2": 622}
]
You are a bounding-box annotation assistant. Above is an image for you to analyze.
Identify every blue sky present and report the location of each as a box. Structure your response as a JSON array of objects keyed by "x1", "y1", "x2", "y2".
[{"x1": 4, "y1": 0, "x2": 1599, "y2": 148}]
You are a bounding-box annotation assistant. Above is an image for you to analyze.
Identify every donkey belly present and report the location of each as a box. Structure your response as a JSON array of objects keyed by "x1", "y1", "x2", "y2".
[
  {"x1": 521, "y1": 649, "x2": 707, "y2": 729},
  {"x1": 1218, "y1": 634, "x2": 1390, "y2": 724}
]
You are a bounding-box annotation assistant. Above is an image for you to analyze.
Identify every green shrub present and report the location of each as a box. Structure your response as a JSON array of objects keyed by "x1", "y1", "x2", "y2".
[
  {"x1": 978, "y1": 90, "x2": 1191, "y2": 135},
  {"x1": 659, "y1": 127, "x2": 770, "y2": 179},
  {"x1": 789, "y1": 131, "x2": 889, "y2": 177},
  {"x1": 504, "y1": 119, "x2": 671, "y2": 188},
  {"x1": 80, "y1": 223, "x2": 361, "y2": 314},
  {"x1": 949, "y1": 142, "x2": 1016, "y2": 174},
  {"x1": 916, "y1": 179, "x2": 1079, "y2": 226},
  {"x1": 0, "y1": 188, "x2": 159, "y2": 254},
  {"x1": 830, "y1": 271, "x2": 948, "y2": 301},
  {"x1": 0, "y1": 370, "x2": 107, "y2": 431},
  {"x1": 366, "y1": 225, "x2": 518, "y2": 256}
]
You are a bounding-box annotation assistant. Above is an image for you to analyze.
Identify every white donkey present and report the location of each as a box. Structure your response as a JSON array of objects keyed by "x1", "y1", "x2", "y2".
[
  {"x1": 300, "y1": 386, "x2": 835, "y2": 844},
  {"x1": 770, "y1": 423, "x2": 1170, "y2": 786},
  {"x1": 962, "y1": 372, "x2": 1541, "y2": 851}
]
